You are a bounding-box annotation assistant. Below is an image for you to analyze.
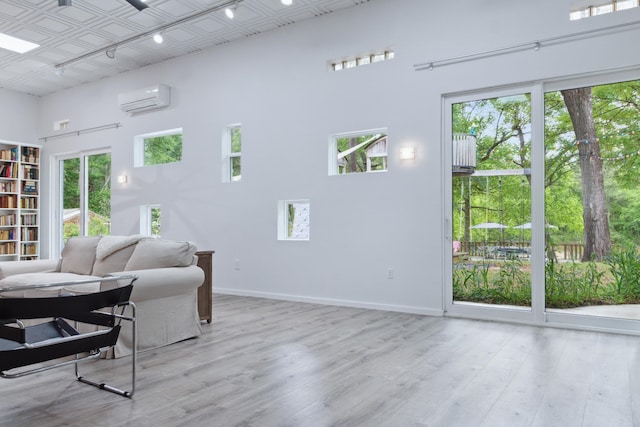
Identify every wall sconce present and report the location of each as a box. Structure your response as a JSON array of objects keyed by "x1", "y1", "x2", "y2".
[
  {"x1": 399, "y1": 147, "x2": 416, "y2": 160},
  {"x1": 117, "y1": 175, "x2": 128, "y2": 184}
]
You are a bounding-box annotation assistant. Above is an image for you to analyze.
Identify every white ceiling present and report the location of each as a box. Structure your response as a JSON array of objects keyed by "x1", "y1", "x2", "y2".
[{"x1": 0, "y1": 0, "x2": 366, "y2": 97}]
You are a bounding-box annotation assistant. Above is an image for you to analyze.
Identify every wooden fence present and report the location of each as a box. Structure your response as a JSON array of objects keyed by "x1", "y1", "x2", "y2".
[{"x1": 456, "y1": 241, "x2": 584, "y2": 261}]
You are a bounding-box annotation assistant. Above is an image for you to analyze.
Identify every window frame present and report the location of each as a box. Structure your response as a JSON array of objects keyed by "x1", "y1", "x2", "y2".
[
  {"x1": 328, "y1": 128, "x2": 389, "y2": 176},
  {"x1": 222, "y1": 124, "x2": 242, "y2": 183},
  {"x1": 277, "y1": 199, "x2": 310, "y2": 241},
  {"x1": 134, "y1": 128, "x2": 183, "y2": 168}
]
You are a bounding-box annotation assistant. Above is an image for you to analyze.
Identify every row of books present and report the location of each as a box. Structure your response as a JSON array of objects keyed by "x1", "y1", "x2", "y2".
[
  {"x1": 0, "y1": 242, "x2": 16, "y2": 255},
  {"x1": 22, "y1": 165, "x2": 38, "y2": 180},
  {"x1": 21, "y1": 243, "x2": 37, "y2": 255},
  {"x1": 20, "y1": 197, "x2": 37, "y2": 209},
  {"x1": 0, "y1": 148, "x2": 18, "y2": 161},
  {"x1": 0, "y1": 229, "x2": 15, "y2": 240},
  {"x1": 22, "y1": 180, "x2": 37, "y2": 194},
  {"x1": 21, "y1": 147, "x2": 39, "y2": 164},
  {"x1": 0, "y1": 181, "x2": 17, "y2": 193},
  {"x1": 0, "y1": 163, "x2": 18, "y2": 179},
  {"x1": 0, "y1": 214, "x2": 16, "y2": 226},
  {"x1": 0, "y1": 195, "x2": 17, "y2": 209},
  {"x1": 21, "y1": 228, "x2": 38, "y2": 241},
  {"x1": 21, "y1": 214, "x2": 37, "y2": 226}
]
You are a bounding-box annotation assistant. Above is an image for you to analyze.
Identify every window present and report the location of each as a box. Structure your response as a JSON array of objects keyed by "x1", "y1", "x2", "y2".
[
  {"x1": 277, "y1": 200, "x2": 310, "y2": 241},
  {"x1": 140, "y1": 205, "x2": 161, "y2": 237},
  {"x1": 222, "y1": 124, "x2": 241, "y2": 182},
  {"x1": 329, "y1": 129, "x2": 388, "y2": 175},
  {"x1": 331, "y1": 50, "x2": 394, "y2": 71},
  {"x1": 57, "y1": 150, "x2": 111, "y2": 250},
  {"x1": 134, "y1": 128, "x2": 182, "y2": 167},
  {"x1": 570, "y1": 0, "x2": 638, "y2": 20}
]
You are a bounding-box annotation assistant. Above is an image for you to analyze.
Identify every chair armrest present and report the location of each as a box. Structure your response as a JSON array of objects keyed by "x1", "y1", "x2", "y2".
[
  {"x1": 107, "y1": 266, "x2": 204, "y2": 302},
  {"x1": 0, "y1": 259, "x2": 61, "y2": 280}
]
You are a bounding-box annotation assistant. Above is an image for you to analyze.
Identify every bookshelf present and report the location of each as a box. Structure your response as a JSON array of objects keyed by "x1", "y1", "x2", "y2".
[{"x1": 0, "y1": 141, "x2": 40, "y2": 261}]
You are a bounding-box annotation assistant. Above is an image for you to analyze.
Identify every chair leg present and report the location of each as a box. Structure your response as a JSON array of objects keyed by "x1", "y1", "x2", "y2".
[{"x1": 75, "y1": 302, "x2": 137, "y2": 398}]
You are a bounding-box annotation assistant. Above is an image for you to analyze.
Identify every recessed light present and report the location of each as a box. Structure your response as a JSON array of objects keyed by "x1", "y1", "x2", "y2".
[
  {"x1": 0, "y1": 32, "x2": 39, "y2": 54},
  {"x1": 281, "y1": 0, "x2": 293, "y2": 5},
  {"x1": 153, "y1": 33, "x2": 163, "y2": 44}
]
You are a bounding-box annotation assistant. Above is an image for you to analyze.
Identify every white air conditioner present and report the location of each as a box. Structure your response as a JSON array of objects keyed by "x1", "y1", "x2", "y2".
[{"x1": 118, "y1": 84, "x2": 171, "y2": 114}]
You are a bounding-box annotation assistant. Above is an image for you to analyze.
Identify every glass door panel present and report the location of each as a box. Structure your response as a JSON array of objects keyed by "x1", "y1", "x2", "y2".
[
  {"x1": 59, "y1": 150, "x2": 111, "y2": 247},
  {"x1": 544, "y1": 79, "x2": 640, "y2": 320},
  {"x1": 451, "y1": 93, "x2": 533, "y2": 310}
]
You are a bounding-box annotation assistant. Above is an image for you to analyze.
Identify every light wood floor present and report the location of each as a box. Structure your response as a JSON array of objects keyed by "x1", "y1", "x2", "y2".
[{"x1": 2, "y1": 294, "x2": 639, "y2": 427}]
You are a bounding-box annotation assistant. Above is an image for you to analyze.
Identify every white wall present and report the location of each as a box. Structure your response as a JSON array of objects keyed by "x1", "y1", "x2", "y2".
[
  {"x1": 0, "y1": 89, "x2": 38, "y2": 143},
  {"x1": 36, "y1": 0, "x2": 640, "y2": 314}
]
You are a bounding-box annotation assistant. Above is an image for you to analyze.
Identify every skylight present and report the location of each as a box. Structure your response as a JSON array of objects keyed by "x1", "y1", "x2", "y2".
[{"x1": 0, "y1": 32, "x2": 39, "y2": 54}]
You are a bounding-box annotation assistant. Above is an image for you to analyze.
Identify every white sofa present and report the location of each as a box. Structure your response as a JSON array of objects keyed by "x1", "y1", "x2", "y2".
[{"x1": 0, "y1": 235, "x2": 204, "y2": 357}]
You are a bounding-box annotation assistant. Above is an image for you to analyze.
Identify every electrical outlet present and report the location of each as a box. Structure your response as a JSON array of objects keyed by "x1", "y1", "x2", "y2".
[
  {"x1": 387, "y1": 268, "x2": 394, "y2": 279},
  {"x1": 234, "y1": 259, "x2": 240, "y2": 270}
]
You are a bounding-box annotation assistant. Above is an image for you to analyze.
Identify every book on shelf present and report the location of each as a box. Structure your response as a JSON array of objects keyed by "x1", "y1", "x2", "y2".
[
  {"x1": 0, "y1": 214, "x2": 16, "y2": 226},
  {"x1": 22, "y1": 165, "x2": 38, "y2": 180},
  {"x1": 0, "y1": 148, "x2": 18, "y2": 161},
  {"x1": 22, "y1": 180, "x2": 37, "y2": 194},
  {"x1": 21, "y1": 147, "x2": 39, "y2": 164}
]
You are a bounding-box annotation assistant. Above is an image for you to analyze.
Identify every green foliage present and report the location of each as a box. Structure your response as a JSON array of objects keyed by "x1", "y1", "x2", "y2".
[
  {"x1": 605, "y1": 245, "x2": 640, "y2": 302},
  {"x1": 144, "y1": 133, "x2": 183, "y2": 166}
]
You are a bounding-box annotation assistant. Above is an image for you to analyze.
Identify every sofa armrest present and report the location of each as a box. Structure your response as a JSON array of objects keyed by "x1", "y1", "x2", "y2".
[
  {"x1": 0, "y1": 259, "x2": 61, "y2": 280},
  {"x1": 107, "y1": 265, "x2": 204, "y2": 302}
]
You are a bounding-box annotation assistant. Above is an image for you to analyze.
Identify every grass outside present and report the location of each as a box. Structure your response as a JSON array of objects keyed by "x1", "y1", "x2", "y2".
[{"x1": 453, "y1": 246, "x2": 640, "y2": 308}]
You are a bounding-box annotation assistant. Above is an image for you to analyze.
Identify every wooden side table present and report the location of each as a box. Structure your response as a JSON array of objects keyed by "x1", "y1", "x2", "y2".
[{"x1": 195, "y1": 250, "x2": 214, "y2": 324}]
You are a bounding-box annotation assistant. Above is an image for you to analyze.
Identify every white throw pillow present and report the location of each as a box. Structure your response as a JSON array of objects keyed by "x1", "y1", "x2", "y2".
[
  {"x1": 124, "y1": 239, "x2": 196, "y2": 271},
  {"x1": 60, "y1": 236, "x2": 101, "y2": 275}
]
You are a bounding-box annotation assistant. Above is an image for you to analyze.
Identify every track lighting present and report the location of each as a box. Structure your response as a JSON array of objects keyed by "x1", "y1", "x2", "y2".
[
  {"x1": 153, "y1": 33, "x2": 163, "y2": 44},
  {"x1": 106, "y1": 47, "x2": 116, "y2": 59},
  {"x1": 225, "y1": 0, "x2": 239, "y2": 19},
  {"x1": 54, "y1": 67, "x2": 64, "y2": 76},
  {"x1": 58, "y1": 0, "x2": 72, "y2": 5}
]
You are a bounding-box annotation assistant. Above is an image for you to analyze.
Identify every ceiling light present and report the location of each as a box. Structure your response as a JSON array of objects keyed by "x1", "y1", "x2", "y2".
[
  {"x1": 153, "y1": 33, "x2": 163, "y2": 44},
  {"x1": 225, "y1": 7, "x2": 234, "y2": 19},
  {"x1": 0, "y1": 32, "x2": 39, "y2": 54},
  {"x1": 58, "y1": 0, "x2": 72, "y2": 5},
  {"x1": 106, "y1": 47, "x2": 116, "y2": 59},
  {"x1": 281, "y1": 0, "x2": 293, "y2": 5},
  {"x1": 54, "y1": 67, "x2": 65, "y2": 77}
]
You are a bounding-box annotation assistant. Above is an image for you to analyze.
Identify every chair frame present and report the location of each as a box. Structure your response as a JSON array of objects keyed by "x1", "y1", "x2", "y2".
[{"x1": 0, "y1": 275, "x2": 138, "y2": 398}]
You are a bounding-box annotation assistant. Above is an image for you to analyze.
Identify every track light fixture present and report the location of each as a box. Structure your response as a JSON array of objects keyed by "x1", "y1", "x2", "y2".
[
  {"x1": 55, "y1": 0, "x2": 243, "y2": 70},
  {"x1": 57, "y1": 0, "x2": 147, "y2": 11},
  {"x1": 153, "y1": 33, "x2": 163, "y2": 44},
  {"x1": 225, "y1": 1, "x2": 239, "y2": 19}
]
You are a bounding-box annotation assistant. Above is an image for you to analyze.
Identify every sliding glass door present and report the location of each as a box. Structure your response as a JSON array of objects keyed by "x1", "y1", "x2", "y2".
[
  {"x1": 445, "y1": 70, "x2": 640, "y2": 333},
  {"x1": 57, "y1": 150, "x2": 111, "y2": 250},
  {"x1": 446, "y1": 87, "x2": 540, "y2": 322}
]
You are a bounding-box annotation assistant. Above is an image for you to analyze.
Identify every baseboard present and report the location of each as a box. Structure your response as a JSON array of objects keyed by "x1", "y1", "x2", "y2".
[{"x1": 213, "y1": 287, "x2": 444, "y2": 317}]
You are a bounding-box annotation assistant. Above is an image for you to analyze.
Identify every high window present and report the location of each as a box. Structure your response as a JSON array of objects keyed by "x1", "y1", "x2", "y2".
[
  {"x1": 134, "y1": 128, "x2": 182, "y2": 167},
  {"x1": 329, "y1": 129, "x2": 388, "y2": 175},
  {"x1": 570, "y1": 0, "x2": 638, "y2": 20}
]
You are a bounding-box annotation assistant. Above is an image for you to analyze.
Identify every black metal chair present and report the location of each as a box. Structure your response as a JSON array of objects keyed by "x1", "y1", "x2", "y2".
[{"x1": 0, "y1": 275, "x2": 137, "y2": 398}]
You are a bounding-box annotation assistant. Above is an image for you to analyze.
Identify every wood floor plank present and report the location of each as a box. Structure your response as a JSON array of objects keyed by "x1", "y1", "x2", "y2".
[{"x1": 1, "y1": 294, "x2": 638, "y2": 426}]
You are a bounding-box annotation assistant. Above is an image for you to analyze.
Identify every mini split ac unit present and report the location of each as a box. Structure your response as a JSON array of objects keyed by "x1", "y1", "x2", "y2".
[{"x1": 118, "y1": 84, "x2": 171, "y2": 114}]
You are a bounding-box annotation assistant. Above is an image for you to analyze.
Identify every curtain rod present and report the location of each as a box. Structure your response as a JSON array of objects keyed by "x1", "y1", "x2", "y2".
[
  {"x1": 39, "y1": 122, "x2": 121, "y2": 142},
  {"x1": 414, "y1": 20, "x2": 640, "y2": 71}
]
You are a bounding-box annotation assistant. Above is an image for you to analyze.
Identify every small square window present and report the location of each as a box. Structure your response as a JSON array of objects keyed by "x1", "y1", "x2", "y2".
[{"x1": 278, "y1": 200, "x2": 310, "y2": 241}]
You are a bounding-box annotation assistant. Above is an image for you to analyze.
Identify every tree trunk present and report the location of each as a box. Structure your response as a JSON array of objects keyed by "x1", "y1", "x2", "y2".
[
  {"x1": 561, "y1": 87, "x2": 611, "y2": 261},
  {"x1": 348, "y1": 137, "x2": 358, "y2": 173}
]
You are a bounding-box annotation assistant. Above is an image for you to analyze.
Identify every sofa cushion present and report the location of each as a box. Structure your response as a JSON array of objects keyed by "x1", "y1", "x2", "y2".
[
  {"x1": 60, "y1": 236, "x2": 101, "y2": 275},
  {"x1": 0, "y1": 272, "x2": 102, "y2": 298},
  {"x1": 124, "y1": 239, "x2": 197, "y2": 271}
]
